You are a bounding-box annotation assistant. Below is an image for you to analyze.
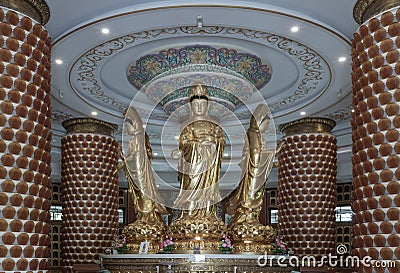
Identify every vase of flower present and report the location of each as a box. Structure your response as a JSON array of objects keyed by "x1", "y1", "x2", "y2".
[
  {"x1": 114, "y1": 236, "x2": 127, "y2": 254},
  {"x1": 272, "y1": 236, "x2": 289, "y2": 255},
  {"x1": 163, "y1": 234, "x2": 175, "y2": 254},
  {"x1": 219, "y1": 235, "x2": 233, "y2": 254}
]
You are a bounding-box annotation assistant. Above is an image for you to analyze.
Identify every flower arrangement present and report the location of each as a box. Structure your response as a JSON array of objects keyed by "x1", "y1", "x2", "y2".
[
  {"x1": 114, "y1": 236, "x2": 127, "y2": 253},
  {"x1": 272, "y1": 236, "x2": 288, "y2": 255},
  {"x1": 163, "y1": 235, "x2": 175, "y2": 253},
  {"x1": 219, "y1": 235, "x2": 233, "y2": 253}
]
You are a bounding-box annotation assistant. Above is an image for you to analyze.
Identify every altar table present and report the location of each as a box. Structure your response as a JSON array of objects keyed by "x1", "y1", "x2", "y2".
[{"x1": 101, "y1": 253, "x2": 298, "y2": 273}]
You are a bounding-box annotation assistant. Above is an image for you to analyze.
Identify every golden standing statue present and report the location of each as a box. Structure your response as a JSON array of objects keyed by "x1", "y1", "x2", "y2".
[
  {"x1": 169, "y1": 84, "x2": 227, "y2": 253},
  {"x1": 226, "y1": 104, "x2": 284, "y2": 253},
  {"x1": 119, "y1": 106, "x2": 168, "y2": 253}
]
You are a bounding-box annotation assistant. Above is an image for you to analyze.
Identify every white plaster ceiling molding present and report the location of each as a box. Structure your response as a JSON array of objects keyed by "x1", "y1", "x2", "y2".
[
  {"x1": 52, "y1": 4, "x2": 351, "y2": 127},
  {"x1": 48, "y1": 2, "x2": 354, "y2": 181},
  {"x1": 68, "y1": 27, "x2": 331, "y2": 118}
]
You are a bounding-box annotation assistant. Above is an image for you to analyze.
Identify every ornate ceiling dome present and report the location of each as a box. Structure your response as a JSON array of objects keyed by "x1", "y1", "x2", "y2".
[{"x1": 48, "y1": 1, "x2": 356, "y2": 186}]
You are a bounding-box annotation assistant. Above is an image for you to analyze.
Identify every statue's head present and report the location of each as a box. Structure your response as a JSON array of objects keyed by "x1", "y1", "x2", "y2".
[{"x1": 189, "y1": 84, "x2": 209, "y2": 117}]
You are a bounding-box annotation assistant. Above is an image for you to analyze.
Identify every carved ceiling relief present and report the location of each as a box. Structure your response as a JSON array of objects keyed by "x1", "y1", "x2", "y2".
[
  {"x1": 324, "y1": 104, "x2": 353, "y2": 122},
  {"x1": 70, "y1": 26, "x2": 330, "y2": 117},
  {"x1": 51, "y1": 110, "x2": 74, "y2": 123},
  {"x1": 53, "y1": 25, "x2": 352, "y2": 134}
]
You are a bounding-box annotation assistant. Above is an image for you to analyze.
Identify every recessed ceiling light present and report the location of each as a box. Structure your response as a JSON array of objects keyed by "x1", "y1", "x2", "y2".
[
  {"x1": 91, "y1": 111, "x2": 98, "y2": 116},
  {"x1": 351, "y1": 109, "x2": 355, "y2": 113},
  {"x1": 153, "y1": 152, "x2": 158, "y2": 156},
  {"x1": 174, "y1": 136, "x2": 179, "y2": 140},
  {"x1": 55, "y1": 59, "x2": 63, "y2": 64},
  {"x1": 338, "y1": 57, "x2": 347, "y2": 62},
  {"x1": 223, "y1": 153, "x2": 229, "y2": 157},
  {"x1": 291, "y1": 26, "x2": 299, "y2": 32},
  {"x1": 300, "y1": 111, "x2": 306, "y2": 116},
  {"x1": 101, "y1": 28, "x2": 110, "y2": 34}
]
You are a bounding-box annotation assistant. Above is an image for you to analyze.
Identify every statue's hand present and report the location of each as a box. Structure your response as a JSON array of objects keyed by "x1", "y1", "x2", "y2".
[
  {"x1": 113, "y1": 162, "x2": 125, "y2": 175},
  {"x1": 124, "y1": 121, "x2": 137, "y2": 135},
  {"x1": 171, "y1": 149, "x2": 181, "y2": 159},
  {"x1": 201, "y1": 140, "x2": 214, "y2": 146}
]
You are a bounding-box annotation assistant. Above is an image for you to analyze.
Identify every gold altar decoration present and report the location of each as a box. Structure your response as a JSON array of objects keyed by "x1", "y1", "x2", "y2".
[
  {"x1": 169, "y1": 84, "x2": 227, "y2": 253},
  {"x1": 101, "y1": 254, "x2": 298, "y2": 273},
  {"x1": 119, "y1": 107, "x2": 168, "y2": 253},
  {"x1": 226, "y1": 104, "x2": 282, "y2": 253}
]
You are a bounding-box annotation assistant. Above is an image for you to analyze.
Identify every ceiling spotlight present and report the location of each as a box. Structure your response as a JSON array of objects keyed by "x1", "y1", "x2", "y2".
[
  {"x1": 291, "y1": 26, "x2": 299, "y2": 32},
  {"x1": 174, "y1": 136, "x2": 179, "y2": 140},
  {"x1": 91, "y1": 111, "x2": 98, "y2": 116},
  {"x1": 101, "y1": 28, "x2": 110, "y2": 34},
  {"x1": 338, "y1": 57, "x2": 347, "y2": 62},
  {"x1": 153, "y1": 152, "x2": 158, "y2": 156},
  {"x1": 55, "y1": 59, "x2": 63, "y2": 64},
  {"x1": 351, "y1": 109, "x2": 355, "y2": 113},
  {"x1": 223, "y1": 153, "x2": 229, "y2": 157},
  {"x1": 300, "y1": 111, "x2": 306, "y2": 116},
  {"x1": 196, "y1": 15, "x2": 203, "y2": 28}
]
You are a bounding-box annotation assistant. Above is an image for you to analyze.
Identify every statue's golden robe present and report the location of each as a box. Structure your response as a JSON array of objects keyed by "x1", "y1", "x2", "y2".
[
  {"x1": 124, "y1": 131, "x2": 168, "y2": 223},
  {"x1": 174, "y1": 119, "x2": 225, "y2": 216}
]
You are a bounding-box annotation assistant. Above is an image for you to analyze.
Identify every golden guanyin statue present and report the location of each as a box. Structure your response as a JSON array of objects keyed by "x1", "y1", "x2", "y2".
[
  {"x1": 119, "y1": 106, "x2": 168, "y2": 253},
  {"x1": 225, "y1": 104, "x2": 284, "y2": 253},
  {"x1": 168, "y1": 84, "x2": 227, "y2": 253}
]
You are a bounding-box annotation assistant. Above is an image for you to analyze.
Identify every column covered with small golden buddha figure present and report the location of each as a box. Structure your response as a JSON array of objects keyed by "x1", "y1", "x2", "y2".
[
  {"x1": 0, "y1": 1, "x2": 52, "y2": 272},
  {"x1": 61, "y1": 118, "x2": 119, "y2": 273},
  {"x1": 352, "y1": 1, "x2": 400, "y2": 272},
  {"x1": 277, "y1": 118, "x2": 337, "y2": 257}
]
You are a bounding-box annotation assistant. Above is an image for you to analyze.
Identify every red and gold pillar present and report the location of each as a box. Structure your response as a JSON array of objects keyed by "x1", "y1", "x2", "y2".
[
  {"x1": 0, "y1": 1, "x2": 52, "y2": 272},
  {"x1": 61, "y1": 118, "x2": 119, "y2": 273},
  {"x1": 352, "y1": 1, "x2": 400, "y2": 271},
  {"x1": 277, "y1": 118, "x2": 337, "y2": 257}
]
